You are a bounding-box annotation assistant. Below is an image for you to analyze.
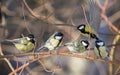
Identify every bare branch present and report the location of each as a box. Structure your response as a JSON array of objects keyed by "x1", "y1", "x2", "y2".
[
  {"x1": 96, "y1": 0, "x2": 120, "y2": 34},
  {"x1": 9, "y1": 55, "x2": 50, "y2": 75}
]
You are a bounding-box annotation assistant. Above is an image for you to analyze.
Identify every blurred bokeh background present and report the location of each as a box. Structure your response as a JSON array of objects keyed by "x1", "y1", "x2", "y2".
[{"x1": 0, "y1": 0, "x2": 120, "y2": 75}]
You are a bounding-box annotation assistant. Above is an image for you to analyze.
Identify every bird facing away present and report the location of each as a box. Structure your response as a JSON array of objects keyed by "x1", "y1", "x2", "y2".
[
  {"x1": 94, "y1": 40, "x2": 109, "y2": 58},
  {"x1": 65, "y1": 39, "x2": 89, "y2": 53},
  {"x1": 37, "y1": 32, "x2": 64, "y2": 53},
  {"x1": 77, "y1": 24, "x2": 99, "y2": 40},
  {"x1": 5, "y1": 34, "x2": 35, "y2": 52}
]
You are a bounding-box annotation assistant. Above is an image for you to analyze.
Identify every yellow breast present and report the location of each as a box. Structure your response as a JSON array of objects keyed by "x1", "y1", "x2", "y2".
[
  {"x1": 15, "y1": 42, "x2": 35, "y2": 52},
  {"x1": 45, "y1": 38, "x2": 60, "y2": 50}
]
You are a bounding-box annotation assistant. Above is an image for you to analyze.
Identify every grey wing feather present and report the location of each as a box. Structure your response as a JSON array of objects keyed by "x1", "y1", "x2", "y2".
[
  {"x1": 64, "y1": 42, "x2": 73, "y2": 46},
  {"x1": 36, "y1": 46, "x2": 46, "y2": 52}
]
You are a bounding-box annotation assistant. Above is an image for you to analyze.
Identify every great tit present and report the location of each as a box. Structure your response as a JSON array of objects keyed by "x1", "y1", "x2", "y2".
[
  {"x1": 37, "y1": 32, "x2": 63, "y2": 53},
  {"x1": 77, "y1": 24, "x2": 99, "y2": 40},
  {"x1": 65, "y1": 39, "x2": 89, "y2": 53},
  {"x1": 94, "y1": 40, "x2": 109, "y2": 58},
  {"x1": 5, "y1": 34, "x2": 35, "y2": 52}
]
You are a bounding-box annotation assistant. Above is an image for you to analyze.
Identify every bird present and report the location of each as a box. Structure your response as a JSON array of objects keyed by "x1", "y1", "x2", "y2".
[
  {"x1": 77, "y1": 24, "x2": 99, "y2": 40},
  {"x1": 37, "y1": 32, "x2": 64, "y2": 53},
  {"x1": 94, "y1": 39, "x2": 109, "y2": 58},
  {"x1": 5, "y1": 34, "x2": 35, "y2": 52},
  {"x1": 64, "y1": 39, "x2": 89, "y2": 53}
]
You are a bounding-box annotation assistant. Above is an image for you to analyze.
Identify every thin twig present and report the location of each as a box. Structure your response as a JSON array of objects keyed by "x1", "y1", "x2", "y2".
[
  {"x1": 21, "y1": 1, "x2": 31, "y2": 34},
  {"x1": 96, "y1": 0, "x2": 120, "y2": 75},
  {"x1": 22, "y1": 0, "x2": 41, "y2": 19},
  {"x1": 22, "y1": 0, "x2": 69, "y2": 26},
  {"x1": 115, "y1": 65, "x2": 120, "y2": 75},
  {"x1": 1, "y1": 42, "x2": 120, "y2": 58},
  {"x1": 38, "y1": 60, "x2": 53, "y2": 72},
  {"x1": 51, "y1": 69, "x2": 55, "y2": 75},
  {"x1": 9, "y1": 55, "x2": 50, "y2": 75},
  {"x1": 0, "y1": 51, "x2": 120, "y2": 66},
  {"x1": 66, "y1": 7, "x2": 78, "y2": 26},
  {"x1": 0, "y1": 44, "x2": 17, "y2": 75},
  {"x1": 81, "y1": 5, "x2": 89, "y2": 25},
  {"x1": 15, "y1": 57, "x2": 18, "y2": 70},
  {"x1": 18, "y1": 61, "x2": 26, "y2": 75},
  {"x1": 96, "y1": 0, "x2": 120, "y2": 34}
]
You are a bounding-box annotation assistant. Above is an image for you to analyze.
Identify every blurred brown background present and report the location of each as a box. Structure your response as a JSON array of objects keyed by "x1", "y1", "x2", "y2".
[{"x1": 0, "y1": 0, "x2": 120, "y2": 75}]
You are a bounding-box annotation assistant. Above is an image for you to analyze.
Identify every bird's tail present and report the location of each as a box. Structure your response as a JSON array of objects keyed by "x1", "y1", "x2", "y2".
[
  {"x1": 4, "y1": 39, "x2": 14, "y2": 42},
  {"x1": 64, "y1": 42, "x2": 73, "y2": 46},
  {"x1": 36, "y1": 46, "x2": 46, "y2": 52},
  {"x1": 4, "y1": 39, "x2": 19, "y2": 43}
]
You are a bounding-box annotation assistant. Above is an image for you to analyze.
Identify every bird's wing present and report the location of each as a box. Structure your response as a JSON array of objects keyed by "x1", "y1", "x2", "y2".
[
  {"x1": 46, "y1": 38, "x2": 61, "y2": 50},
  {"x1": 36, "y1": 46, "x2": 46, "y2": 52},
  {"x1": 5, "y1": 37, "x2": 28, "y2": 45},
  {"x1": 86, "y1": 25, "x2": 97, "y2": 34},
  {"x1": 94, "y1": 47, "x2": 101, "y2": 58},
  {"x1": 100, "y1": 47, "x2": 108, "y2": 58},
  {"x1": 20, "y1": 37, "x2": 29, "y2": 45},
  {"x1": 64, "y1": 42, "x2": 73, "y2": 46}
]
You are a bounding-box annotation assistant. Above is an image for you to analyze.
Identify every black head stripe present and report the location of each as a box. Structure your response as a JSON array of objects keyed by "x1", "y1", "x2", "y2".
[
  {"x1": 95, "y1": 40, "x2": 99, "y2": 48},
  {"x1": 54, "y1": 32, "x2": 63, "y2": 36},
  {"x1": 54, "y1": 32, "x2": 63, "y2": 39},
  {"x1": 90, "y1": 33, "x2": 99, "y2": 40},
  {"x1": 81, "y1": 40, "x2": 89, "y2": 49},
  {"x1": 95, "y1": 40, "x2": 105, "y2": 48},
  {"x1": 27, "y1": 34, "x2": 35, "y2": 38},
  {"x1": 30, "y1": 39, "x2": 35, "y2": 44},
  {"x1": 27, "y1": 34, "x2": 35, "y2": 44}
]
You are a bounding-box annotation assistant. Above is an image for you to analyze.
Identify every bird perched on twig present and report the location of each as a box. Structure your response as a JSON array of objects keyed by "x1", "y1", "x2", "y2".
[
  {"x1": 94, "y1": 39, "x2": 109, "y2": 59},
  {"x1": 77, "y1": 24, "x2": 99, "y2": 40},
  {"x1": 36, "y1": 32, "x2": 64, "y2": 54},
  {"x1": 64, "y1": 39, "x2": 89, "y2": 53},
  {"x1": 5, "y1": 34, "x2": 35, "y2": 52}
]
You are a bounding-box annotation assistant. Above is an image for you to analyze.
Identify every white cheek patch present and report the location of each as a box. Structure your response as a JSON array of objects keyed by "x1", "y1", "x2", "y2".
[
  {"x1": 81, "y1": 41, "x2": 87, "y2": 46},
  {"x1": 79, "y1": 26, "x2": 84, "y2": 30},
  {"x1": 27, "y1": 37, "x2": 31, "y2": 41},
  {"x1": 97, "y1": 42, "x2": 104, "y2": 46},
  {"x1": 55, "y1": 36, "x2": 62, "y2": 40}
]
